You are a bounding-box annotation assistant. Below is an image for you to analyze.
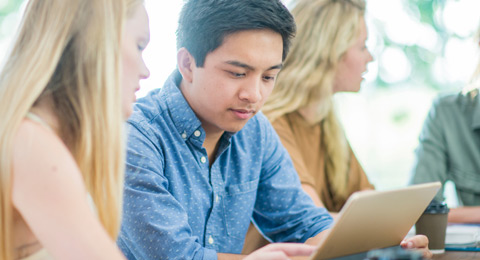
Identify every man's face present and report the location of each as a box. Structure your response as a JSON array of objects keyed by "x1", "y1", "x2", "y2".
[{"x1": 181, "y1": 29, "x2": 283, "y2": 134}]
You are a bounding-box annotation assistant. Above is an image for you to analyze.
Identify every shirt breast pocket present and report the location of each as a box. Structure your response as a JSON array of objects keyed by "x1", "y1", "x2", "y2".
[{"x1": 222, "y1": 178, "x2": 259, "y2": 239}]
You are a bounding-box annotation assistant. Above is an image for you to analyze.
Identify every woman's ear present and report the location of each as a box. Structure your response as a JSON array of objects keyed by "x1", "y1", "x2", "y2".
[{"x1": 177, "y1": 47, "x2": 195, "y2": 83}]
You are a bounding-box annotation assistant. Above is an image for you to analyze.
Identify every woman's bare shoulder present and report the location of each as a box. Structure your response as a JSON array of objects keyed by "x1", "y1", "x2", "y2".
[{"x1": 12, "y1": 118, "x2": 83, "y2": 198}]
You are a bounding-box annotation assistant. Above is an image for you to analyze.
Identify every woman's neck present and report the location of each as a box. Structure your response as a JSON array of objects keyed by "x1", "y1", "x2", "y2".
[
  {"x1": 298, "y1": 101, "x2": 326, "y2": 125},
  {"x1": 30, "y1": 96, "x2": 61, "y2": 136}
]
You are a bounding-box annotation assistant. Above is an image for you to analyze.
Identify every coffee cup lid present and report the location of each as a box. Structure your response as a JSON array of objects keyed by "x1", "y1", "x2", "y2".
[{"x1": 423, "y1": 200, "x2": 449, "y2": 214}]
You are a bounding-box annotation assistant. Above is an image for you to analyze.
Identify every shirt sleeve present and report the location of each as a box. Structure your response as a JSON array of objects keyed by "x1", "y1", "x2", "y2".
[
  {"x1": 410, "y1": 98, "x2": 448, "y2": 201},
  {"x1": 118, "y1": 122, "x2": 217, "y2": 260},
  {"x1": 252, "y1": 115, "x2": 333, "y2": 243},
  {"x1": 271, "y1": 117, "x2": 316, "y2": 187}
]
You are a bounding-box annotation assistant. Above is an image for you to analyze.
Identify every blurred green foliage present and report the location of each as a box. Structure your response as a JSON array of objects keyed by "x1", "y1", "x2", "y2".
[
  {"x1": 0, "y1": 0, "x2": 24, "y2": 38},
  {"x1": 375, "y1": 0, "x2": 452, "y2": 90},
  {"x1": 371, "y1": 0, "x2": 480, "y2": 93},
  {"x1": 1, "y1": 0, "x2": 475, "y2": 93},
  {"x1": 0, "y1": 0, "x2": 23, "y2": 16}
]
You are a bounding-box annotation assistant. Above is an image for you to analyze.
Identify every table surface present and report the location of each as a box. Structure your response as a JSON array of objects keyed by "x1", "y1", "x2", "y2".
[
  {"x1": 292, "y1": 250, "x2": 480, "y2": 260},
  {"x1": 433, "y1": 251, "x2": 480, "y2": 260}
]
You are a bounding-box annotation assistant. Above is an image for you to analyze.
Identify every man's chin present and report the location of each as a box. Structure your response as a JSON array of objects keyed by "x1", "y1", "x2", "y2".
[{"x1": 223, "y1": 122, "x2": 249, "y2": 133}]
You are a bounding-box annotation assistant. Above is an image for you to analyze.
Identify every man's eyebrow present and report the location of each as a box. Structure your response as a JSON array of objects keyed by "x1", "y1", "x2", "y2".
[
  {"x1": 225, "y1": 61, "x2": 255, "y2": 71},
  {"x1": 224, "y1": 61, "x2": 283, "y2": 71},
  {"x1": 268, "y1": 63, "x2": 283, "y2": 70}
]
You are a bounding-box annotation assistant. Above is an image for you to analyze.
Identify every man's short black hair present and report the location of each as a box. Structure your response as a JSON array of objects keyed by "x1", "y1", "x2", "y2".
[{"x1": 177, "y1": 0, "x2": 296, "y2": 67}]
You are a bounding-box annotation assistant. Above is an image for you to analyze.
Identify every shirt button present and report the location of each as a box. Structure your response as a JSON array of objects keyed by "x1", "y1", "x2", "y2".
[
  {"x1": 208, "y1": 236, "x2": 214, "y2": 245},
  {"x1": 194, "y1": 130, "x2": 201, "y2": 137},
  {"x1": 181, "y1": 132, "x2": 187, "y2": 139},
  {"x1": 200, "y1": 157, "x2": 207, "y2": 163},
  {"x1": 215, "y1": 195, "x2": 220, "y2": 203}
]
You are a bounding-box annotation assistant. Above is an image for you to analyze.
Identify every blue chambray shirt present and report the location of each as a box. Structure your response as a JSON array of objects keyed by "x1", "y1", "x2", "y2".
[{"x1": 118, "y1": 70, "x2": 333, "y2": 260}]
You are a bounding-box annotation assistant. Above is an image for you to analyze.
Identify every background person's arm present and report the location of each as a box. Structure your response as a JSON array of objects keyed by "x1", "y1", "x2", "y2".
[
  {"x1": 448, "y1": 207, "x2": 480, "y2": 223},
  {"x1": 410, "y1": 98, "x2": 449, "y2": 201},
  {"x1": 12, "y1": 120, "x2": 125, "y2": 259}
]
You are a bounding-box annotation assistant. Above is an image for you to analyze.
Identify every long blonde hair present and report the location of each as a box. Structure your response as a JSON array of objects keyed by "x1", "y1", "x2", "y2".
[
  {"x1": 263, "y1": 0, "x2": 366, "y2": 200},
  {"x1": 0, "y1": 0, "x2": 140, "y2": 258}
]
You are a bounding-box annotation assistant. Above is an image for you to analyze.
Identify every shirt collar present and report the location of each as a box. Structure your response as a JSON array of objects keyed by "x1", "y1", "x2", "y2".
[
  {"x1": 471, "y1": 89, "x2": 480, "y2": 130},
  {"x1": 163, "y1": 70, "x2": 203, "y2": 140}
]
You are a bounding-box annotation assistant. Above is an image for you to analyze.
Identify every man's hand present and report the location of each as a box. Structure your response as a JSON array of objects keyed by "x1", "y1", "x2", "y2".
[
  {"x1": 401, "y1": 235, "x2": 432, "y2": 258},
  {"x1": 244, "y1": 243, "x2": 316, "y2": 260}
]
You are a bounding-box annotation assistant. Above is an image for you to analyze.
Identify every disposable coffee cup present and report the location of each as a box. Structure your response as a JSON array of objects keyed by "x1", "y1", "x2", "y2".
[{"x1": 415, "y1": 200, "x2": 449, "y2": 254}]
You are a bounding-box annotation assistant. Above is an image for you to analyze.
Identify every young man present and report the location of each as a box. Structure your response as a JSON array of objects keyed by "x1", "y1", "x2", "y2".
[{"x1": 118, "y1": 0, "x2": 430, "y2": 259}]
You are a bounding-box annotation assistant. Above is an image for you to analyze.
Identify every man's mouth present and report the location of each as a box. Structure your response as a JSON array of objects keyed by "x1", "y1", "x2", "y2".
[{"x1": 230, "y1": 108, "x2": 255, "y2": 120}]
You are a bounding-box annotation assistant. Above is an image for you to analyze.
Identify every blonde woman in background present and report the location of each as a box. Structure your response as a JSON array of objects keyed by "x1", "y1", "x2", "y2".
[
  {"x1": 265, "y1": 0, "x2": 375, "y2": 212},
  {"x1": 244, "y1": 0, "x2": 375, "y2": 253},
  {"x1": 0, "y1": 0, "x2": 317, "y2": 259},
  {"x1": 410, "y1": 25, "x2": 480, "y2": 224}
]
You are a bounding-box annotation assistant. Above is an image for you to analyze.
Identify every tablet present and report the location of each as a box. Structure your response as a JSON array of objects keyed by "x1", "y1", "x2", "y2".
[{"x1": 309, "y1": 182, "x2": 441, "y2": 260}]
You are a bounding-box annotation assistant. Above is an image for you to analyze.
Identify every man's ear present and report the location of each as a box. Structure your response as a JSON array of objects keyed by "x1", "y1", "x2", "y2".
[{"x1": 177, "y1": 48, "x2": 196, "y2": 83}]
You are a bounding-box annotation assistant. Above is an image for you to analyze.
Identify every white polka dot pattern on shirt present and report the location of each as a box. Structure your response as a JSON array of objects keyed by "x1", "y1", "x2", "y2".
[{"x1": 118, "y1": 71, "x2": 333, "y2": 260}]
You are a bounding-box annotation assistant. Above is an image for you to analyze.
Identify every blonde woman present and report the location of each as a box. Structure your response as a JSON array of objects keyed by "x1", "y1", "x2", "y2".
[
  {"x1": 0, "y1": 0, "x2": 317, "y2": 259},
  {"x1": 262, "y1": 0, "x2": 375, "y2": 215},
  {"x1": 410, "y1": 25, "x2": 480, "y2": 224},
  {"x1": 0, "y1": 0, "x2": 148, "y2": 258}
]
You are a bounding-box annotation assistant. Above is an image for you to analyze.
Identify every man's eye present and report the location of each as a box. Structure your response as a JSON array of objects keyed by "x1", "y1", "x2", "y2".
[
  {"x1": 229, "y1": 72, "x2": 246, "y2": 78},
  {"x1": 263, "y1": 76, "x2": 275, "y2": 81}
]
